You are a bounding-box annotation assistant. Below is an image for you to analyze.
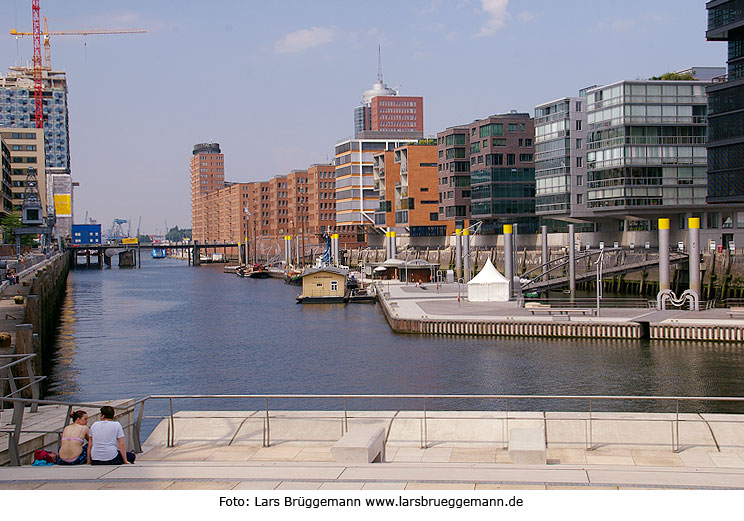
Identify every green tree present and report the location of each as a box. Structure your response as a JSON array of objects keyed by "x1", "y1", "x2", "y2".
[
  {"x1": 1, "y1": 212, "x2": 36, "y2": 246},
  {"x1": 649, "y1": 72, "x2": 696, "y2": 81}
]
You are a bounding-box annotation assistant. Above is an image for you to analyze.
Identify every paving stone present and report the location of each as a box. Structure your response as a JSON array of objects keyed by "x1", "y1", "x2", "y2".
[
  {"x1": 449, "y1": 448, "x2": 497, "y2": 463},
  {"x1": 630, "y1": 451, "x2": 684, "y2": 467},
  {"x1": 421, "y1": 447, "x2": 453, "y2": 463},
  {"x1": 547, "y1": 448, "x2": 587, "y2": 465},
  {"x1": 166, "y1": 480, "x2": 239, "y2": 490},
  {"x1": 99, "y1": 480, "x2": 175, "y2": 490},
  {"x1": 275, "y1": 481, "x2": 323, "y2": 490},
  {"x1": 319, "y1": 482, "x2": 364, "y2": 490},
  {"x1": 293, "y1": 447, "x2": 335, "y2": 462},
  {"x1": 251, "y1": 446, "x2": 304, "y2": 461},
  {"x1": 391, "y1": 447, "x2": 424, "y2": 463},
  {"x1": 709, "y1": 452, "x2": 744, "y2": 468},
  {"x1": 36, "y1": 481, "x2": 107, "y2": 490},
  {"x1": 678, "y1": 452, "x2": 715, "y2": 468},
  {"x1": 405, "y1": 482, "x2": 475, "y2": 490},
  {"x1": 205, "y1": 447, "x2": 259, "y2": 462},
  {"x1": 585, "y1": 450, "x2": 635, "y2": 466},
  {"x1": 475, "y1": 483, "x2": 546, "y2": 490},
  {"x1": 232, "y1": 481, "x2": 281, "y2": 490},
  {"x1": 0, "y1": 481, "x2": 43, "y2": 489},
  {"x1": 361, "y1": 482, "x2": 407, "y2": 490}
]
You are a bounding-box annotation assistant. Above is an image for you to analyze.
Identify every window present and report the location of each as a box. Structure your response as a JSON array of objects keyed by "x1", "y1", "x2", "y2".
[
  {"x1": 492, "y1": 138, "x2": 506, "y2": 146},
  {"x1": 508, "y1": 124, "x2": 518, "y2": 132},
  {"x1": 707, "y1": 212, "x2": 719, "y2": 229},
  {"x1": 471, "y1": 128, "x2": 476, "y2": 136},
  {"x1": 507, "y1": 154, "x2": 515, "y2": 165},
  {"x1": 525, "y1": 138, "x2": 532, "y2": 147},
  {"x1": 576, "y1": 101, "x2": 582, "y2": 112},
  {"x1": 520, "y1": 123, "x2": 525, "y2": 132},
  {"x1": 519, "y1": 139, "x2": 523, "y2": 147},
  {"x1": 477, "y1": 156, "x2": 483, "y2": 163},
  {"x1": 577, "y1": 194, "x2": 583, "y2": 204},
  {"x1": 420, "y1": 187, "x2": 429, "y2": 192},
  {"x1": 519, "y1": 154, "x2": 533, "y2": 162},
  {"x1": 576, "y1": 138, "x2": 582, "y2": 149},
  {"x1": 577, "y1": 175, "x2": 583, "y2": 186},
  {"x1": 576, "y1": 120, "x2": 582, "y2": 130},
  {"x1": 331, "y1": 280, "x2": 338, "y2": 291},
  {"x1": 576, "y1": 157, "x2": 583, "y2": 167}
]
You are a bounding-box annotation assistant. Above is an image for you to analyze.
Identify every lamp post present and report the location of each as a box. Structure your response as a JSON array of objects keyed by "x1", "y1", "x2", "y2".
[{"x1": 594, "y1": 245, "x2": 605, "y2": 317}]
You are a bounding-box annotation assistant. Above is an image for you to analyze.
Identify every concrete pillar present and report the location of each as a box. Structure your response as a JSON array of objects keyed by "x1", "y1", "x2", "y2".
[
  {"x1": 390, "y1": 231, "x2": 397, "y2": 259},
  {"x1": 284, "y1": 235, "x2": 291, "y2": 266},
  {"x1": 504, "y1": 224, "x2": 513, "y2": 298},
  {"x1": 455, "y1": 229, "x2": 462, "y2": 280},
  {"x1": 463, "y1": 230, "x2": 471, "y2": 282},
  {"x1": 688, "y1": 217, "x2": 701, "y2": 296},
  {"x1": 568, "y1": 224, "x2": 576, "y2": 295},
  {"x1": 385, "y1": 231, "x2": 391, "y2": 260},
  {"x1": 541, "y1": 225, "x2": 548, "y2": 277},
  {"x1": 331, "y1": 234, "x2": 339, "y2": 266},
  {"x1": 658, "y1": 218, "x2": 670, "y2": 291}
]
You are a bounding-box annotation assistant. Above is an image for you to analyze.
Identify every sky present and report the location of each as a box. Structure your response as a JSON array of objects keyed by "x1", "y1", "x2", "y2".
[{"x1": 0, "y1": 0, "x2": 725, "y2": 235}]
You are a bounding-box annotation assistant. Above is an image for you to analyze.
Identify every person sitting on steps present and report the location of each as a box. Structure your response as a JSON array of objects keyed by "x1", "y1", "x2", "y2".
[
  {"x1": 57, "y1": 410, "x2": 90, "y2": 465},
  {"x1": 88, "y1": 405, "x2": 135, "y2": 465}
]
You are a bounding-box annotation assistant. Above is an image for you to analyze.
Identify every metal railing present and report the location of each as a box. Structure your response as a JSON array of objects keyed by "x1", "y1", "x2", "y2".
[{"x1": 4, "y1": 393, "x2": 744, "y2": 466}]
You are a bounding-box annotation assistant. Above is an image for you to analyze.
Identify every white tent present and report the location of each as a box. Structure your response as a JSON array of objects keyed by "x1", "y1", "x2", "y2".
[{"x1": 467, "y1": 257, "x2": 510, "y2": 302}]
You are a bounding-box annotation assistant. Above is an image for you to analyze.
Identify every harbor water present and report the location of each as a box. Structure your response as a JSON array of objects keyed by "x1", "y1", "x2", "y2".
[{"x1": 47, "y1": 257, "x2": 744, "y2": 434}]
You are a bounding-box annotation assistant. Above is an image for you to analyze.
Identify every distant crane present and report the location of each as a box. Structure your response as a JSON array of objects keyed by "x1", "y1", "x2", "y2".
[
  {"x1": 107, "y1": 218, "x2": 128, "y2": 242},
  {"x1": 136, "y1": 216, "x2": 142, "y2": 238}
]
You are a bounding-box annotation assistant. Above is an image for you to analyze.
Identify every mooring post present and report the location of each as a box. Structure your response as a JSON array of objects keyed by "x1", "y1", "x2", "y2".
[
  {"x1": 455, "y1": 229, "x2": 462, "y2": 280},
  {"x1": 541, "y1": 225, "x2": 548, "y2": 278},
  {"x1": 385, "y1": 231, "x2": 391, "y2": 260},
  {"x1": 659, "y1": 218, "x2": 670, "y2": 291},
  {"x1": 137, "y1": 244, "x2": 141, "y2": 269},
  {"x1": 688, "y1": 217, "x2": 701, "y2": 297},
  {"x1": 504, "y1": 224, "x2": 513, "y2": 298},
  {"x1": 463, "y1": 229, "x2": 471, "y2": 282},
  {"x1": 568, "y1": 224, "x2": 576, "y2": 295}
]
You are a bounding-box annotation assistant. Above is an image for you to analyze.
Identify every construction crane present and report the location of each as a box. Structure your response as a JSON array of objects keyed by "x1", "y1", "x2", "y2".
[
  {"x1": 11, "y1": 1, "x2": 146, "y2": 128},
  {"x1": 10, "y1": 16, "x2": 147, "y2": 70}
]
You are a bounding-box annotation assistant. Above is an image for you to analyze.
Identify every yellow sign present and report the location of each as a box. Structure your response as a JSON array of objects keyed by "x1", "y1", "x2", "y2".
[
  {"x1": 122, "y1": 237, "x2": 139, "y2": 244},
  {"x1": 53, "y1": 194, "x2": 72, "y2": 217}
]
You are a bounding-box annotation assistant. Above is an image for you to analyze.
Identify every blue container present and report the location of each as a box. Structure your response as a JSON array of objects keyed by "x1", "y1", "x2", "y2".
[{"x1": 71, "y1": 224, "x2": 102, "y2": 245}]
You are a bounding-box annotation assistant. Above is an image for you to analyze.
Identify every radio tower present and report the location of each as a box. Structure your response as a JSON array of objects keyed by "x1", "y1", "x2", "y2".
[{"x1": 32, "y1": 0, "x2": 43, "y2": 129}]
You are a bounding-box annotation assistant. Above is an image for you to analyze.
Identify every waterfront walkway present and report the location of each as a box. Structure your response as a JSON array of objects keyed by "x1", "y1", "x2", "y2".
[
  {"x1": 3, "y1": 408, "x2": 744, "y2": 489},
  {"x1": 378, "y1": 282, "x2": 744, "y2": 341}
]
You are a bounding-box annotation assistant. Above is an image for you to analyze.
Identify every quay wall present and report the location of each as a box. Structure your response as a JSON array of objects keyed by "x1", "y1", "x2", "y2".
[
  {"x1": 1, "y1": 252, "x2": 70, "y2": 399},
  {"x1": 376, "y1": 287, "x2": 642, "y2": 340}
]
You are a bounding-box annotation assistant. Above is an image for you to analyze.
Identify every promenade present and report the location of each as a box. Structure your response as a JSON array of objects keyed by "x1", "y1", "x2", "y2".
[
  {"x1": 3, "y1": 407, "x2": 744, "y2": 489},
  {"x1": 377, "y1": 282, "x2": 744, "y2": 341}
]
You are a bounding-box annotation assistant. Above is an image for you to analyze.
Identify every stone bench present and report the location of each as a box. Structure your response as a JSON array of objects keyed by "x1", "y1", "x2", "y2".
[
  {"x1": 508, "y1": 428, "x2": 546, "y2": 465},
  {"x1": 331, "y1": 425, "x2": 385, "y2": 464}
]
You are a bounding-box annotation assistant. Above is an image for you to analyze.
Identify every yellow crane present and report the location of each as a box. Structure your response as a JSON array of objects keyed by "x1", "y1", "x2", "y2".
[{"x1": 10, "y1": 16, "x2": 146, "y2": 69}]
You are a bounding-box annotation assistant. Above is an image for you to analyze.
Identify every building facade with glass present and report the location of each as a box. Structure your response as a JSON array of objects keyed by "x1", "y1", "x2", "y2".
[
  {"x1": 468, "y1": 113, "x2": 537, "y2": 234},
  {"x1": 706, "y1": 0, "x2": 744, "y2": 203},
  {"x1": 584, "y1": 80, "x2": 713, "y2": 239},
  {"x1": 534, "y1": 96, "x2": 588, "y2": 221}
]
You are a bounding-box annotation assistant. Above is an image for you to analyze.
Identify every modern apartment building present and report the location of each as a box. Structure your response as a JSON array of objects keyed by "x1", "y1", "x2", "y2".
[
  {"x1": 436, "y1": 125, "x2": 471, "y2": 226},
  {"x1": 372, "y1": 143, "x2": 443, "y2": 236},
  {"x1": 585, "y1": 80, "x2": 711, "y2": 241},
  {"x1": 0, "y1": 66, "x2": 72, "y2": 234},
  {"x1": 307, "y1": 163, "x2": 336, "y2": 236},
  {"x1": 190, "y1": 142, "x2": 225, "y2": 242},
  {"x1": 0, "y1": 129, "x2": 46, "y2": 214},
  {"x1": 534, "y1": 95, "x2": 589, "y2": 221},
  {"x1": 469, "y1": 113, "x2": 537, "y2": 234},
  {"x1": 706, "y1": 0, "x2": 744, "y2": 203},
  {"x1": 436, "y1": 113, "x2": 536, "y2": 234},
  {"x1": 0, "y1": 136, "x2": 13, "y2": 217},
  {"x1": 333, "y1": 134, "x2": 422, "y2": 244}
]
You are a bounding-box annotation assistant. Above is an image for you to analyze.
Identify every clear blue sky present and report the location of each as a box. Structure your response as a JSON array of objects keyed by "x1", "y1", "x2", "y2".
[{"x1": 0, "y1": 0, "x2": 724, "y2": 234}]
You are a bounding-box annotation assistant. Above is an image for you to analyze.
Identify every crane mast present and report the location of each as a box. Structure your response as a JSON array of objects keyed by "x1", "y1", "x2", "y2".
[{"x1": 32, "y1": 0, "x2": 42, "y2": 129}]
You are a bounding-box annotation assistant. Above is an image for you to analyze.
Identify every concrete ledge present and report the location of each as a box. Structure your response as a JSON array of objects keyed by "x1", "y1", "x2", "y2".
[
  {"x1": 508, "y1": 428, "x2": 546, "y2": 465},
  {"x1": 331, "y1": 425, "x2": 385, "y2": 464}
]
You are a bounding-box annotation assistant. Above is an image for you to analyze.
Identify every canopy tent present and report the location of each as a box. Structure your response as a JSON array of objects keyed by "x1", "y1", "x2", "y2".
[{"x1": 467, "y1": 257, "x2": 510, "y2": 302}]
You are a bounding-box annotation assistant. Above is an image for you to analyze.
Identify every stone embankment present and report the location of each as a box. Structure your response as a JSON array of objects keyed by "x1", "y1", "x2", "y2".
[{"x1": 0, "y1": 251, "x2": 70, "y2": 394}]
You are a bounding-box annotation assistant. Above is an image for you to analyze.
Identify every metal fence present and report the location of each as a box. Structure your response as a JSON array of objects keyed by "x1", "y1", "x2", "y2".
[{"x1": 5, "y1": 392, "x2": 744, "y2": 466}]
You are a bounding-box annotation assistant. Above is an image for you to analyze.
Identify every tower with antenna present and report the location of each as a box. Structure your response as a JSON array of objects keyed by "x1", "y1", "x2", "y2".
[{"x1": 353, "y1": 46, "x2": 424, "y2": 137}]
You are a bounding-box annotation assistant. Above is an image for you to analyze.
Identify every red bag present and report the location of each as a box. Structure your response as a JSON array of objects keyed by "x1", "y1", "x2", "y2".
[{"x1": 33, "y1": 449, "x2": 58, "y2": 463}]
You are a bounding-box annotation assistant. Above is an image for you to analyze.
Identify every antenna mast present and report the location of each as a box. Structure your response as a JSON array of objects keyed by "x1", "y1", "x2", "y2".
[{"x1": 377, "y1": 44, "x2": 382, "y2": 83}]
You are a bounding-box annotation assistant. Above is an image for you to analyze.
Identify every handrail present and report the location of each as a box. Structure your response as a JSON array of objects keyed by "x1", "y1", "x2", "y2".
[{"x1": 4, "y1": 393, "x2": 744, "y2": 465}]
